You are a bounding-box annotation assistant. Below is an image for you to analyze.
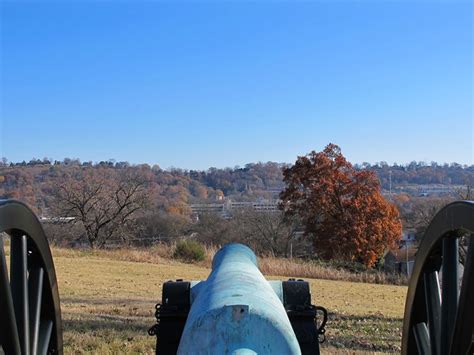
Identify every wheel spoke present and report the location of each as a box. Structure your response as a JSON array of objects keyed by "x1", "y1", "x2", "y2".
[
  {"x1": 29, "y1": 267, "x2": 44, "y2": 355},
  {"x1": 0, "y1": 236, "x2": 21, "y2": 354},
  {"x1": 37, "y1": 320, "x2": 53, "y2": 355},
  {"x1": 10, "y1": 234, "x2": 31, "y2": 355},
  {"x1": 413, "y1": 322, "x2": 431, "y2": 355},
  {"x1": 424, "y1": 270, "x2": 441, "y2": 355},
  {"x1": 450, "y1": 235, "x2": 474, "y2": 354},
  {"x1": 440, "y1": 236, "x2": 459, "y2": 355}
]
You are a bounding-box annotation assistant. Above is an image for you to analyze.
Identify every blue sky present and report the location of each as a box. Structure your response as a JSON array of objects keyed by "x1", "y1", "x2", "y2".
[{"x1": 1, "y1": 1, "x2": 472, "y2": 169}]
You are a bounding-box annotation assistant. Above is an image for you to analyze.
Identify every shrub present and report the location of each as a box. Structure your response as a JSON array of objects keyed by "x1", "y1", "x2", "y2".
[{"x1": 173, "y1": 240, "x2": 205, "y2": 262}]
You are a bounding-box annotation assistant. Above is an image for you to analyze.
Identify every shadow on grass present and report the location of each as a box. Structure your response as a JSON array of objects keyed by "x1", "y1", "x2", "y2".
[
  {"x1": 63, "y1": 301, "x2": 402, "y2": 353},
  {"x1": 61, "y1": 296, "x2": 158, "y2": 306},
  {"x1": 330, "y1": 312, "x2": 403, "y2": 323},
  {"x1": 322, "y1": 312, "x2": 403, "y2": 353},
  {"x1": 63, "y1": 313, "x2": 152, "y2": 334}
]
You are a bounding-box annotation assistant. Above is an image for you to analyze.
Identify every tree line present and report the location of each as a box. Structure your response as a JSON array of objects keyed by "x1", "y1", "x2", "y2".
[
  {"x1": 1, "y1": 153, "x2": 472, "y2": 267},
  {"x1": 2, "y1": 157, "x2": 473, "y2": 201}
]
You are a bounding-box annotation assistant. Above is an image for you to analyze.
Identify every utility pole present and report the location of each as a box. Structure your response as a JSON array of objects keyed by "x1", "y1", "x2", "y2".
[
  {"x1": 389, "y1": 170, "x2": 392, "y2": 200},
  {"x1": 406, "y1": 242, "x2": 409, "y2": 276}
]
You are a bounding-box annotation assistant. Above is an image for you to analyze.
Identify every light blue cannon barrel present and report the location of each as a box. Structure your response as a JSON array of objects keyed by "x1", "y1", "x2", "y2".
[{"x1": 177, "y1": 243, "x2": 301, "y2": 355}]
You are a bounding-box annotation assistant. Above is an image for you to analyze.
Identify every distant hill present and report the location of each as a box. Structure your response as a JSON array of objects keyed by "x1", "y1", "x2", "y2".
[{"x1": 0, "y1": 158, "x2": 473, "y2": 215}]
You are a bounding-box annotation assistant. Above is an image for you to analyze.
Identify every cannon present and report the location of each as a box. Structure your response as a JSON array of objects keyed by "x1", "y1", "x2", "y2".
[
  {"x1": 0, "y1": 198, "x2": 473, "y2": 354},
  {"x1": 147, "y1": 243, "x2": 327, "y2": 354}
]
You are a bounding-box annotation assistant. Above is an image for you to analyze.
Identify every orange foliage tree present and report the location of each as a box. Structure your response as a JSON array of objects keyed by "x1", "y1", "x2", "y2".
[{"x1": 280, "y1": 144, "x2": 402, "y2": 267}]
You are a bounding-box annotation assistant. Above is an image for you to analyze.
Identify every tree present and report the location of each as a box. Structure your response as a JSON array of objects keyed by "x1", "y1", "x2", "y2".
[
  {"x1": 53, "y1": 167, "x2": 149, "y2": 248},
  {"x1": 228, "y1": 210, "x2": 303, "y2": 257},
  {"x1": 404, "y1": 194, "x2": 471, "y2": 264},
  {"x1": 280, "y1": 144, "x2": 402, "y2": 267},
  {"x1": 136, "y1": 211, "x2": 189, "y2": 245},
  {"x1": 455, "y1": 184, "x2": 474, "y2": 200},
  {"x1": 193, "y1": 212, "x2": 231, "y2": 245},
  {"x1": 403, "y1": 197, "x2": 451, "y2": 241}
]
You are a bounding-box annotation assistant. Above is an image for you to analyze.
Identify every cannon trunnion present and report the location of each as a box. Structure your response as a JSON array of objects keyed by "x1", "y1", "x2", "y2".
[{"x1": 149, "y1": 244, "x2": 327, "y2": 355}]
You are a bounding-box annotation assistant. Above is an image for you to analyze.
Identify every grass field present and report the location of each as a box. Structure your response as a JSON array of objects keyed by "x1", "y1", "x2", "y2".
[{"x1": 51, "y1": 248, "x2": 407, "y2": 354}]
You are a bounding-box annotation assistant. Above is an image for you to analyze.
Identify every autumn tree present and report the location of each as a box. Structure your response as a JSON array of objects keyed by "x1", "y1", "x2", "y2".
[
  {"x1": 280, "y1": 144, "x2": 402, "y2": 267},
  {"x1": 53, "y1": 167, "x2": 150, "y2": 248}
]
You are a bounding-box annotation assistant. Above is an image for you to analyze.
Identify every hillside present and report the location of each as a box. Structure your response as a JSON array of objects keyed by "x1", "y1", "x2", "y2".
[{"x1": 1, "y1": 160, "x2": 473, "y2": 216}]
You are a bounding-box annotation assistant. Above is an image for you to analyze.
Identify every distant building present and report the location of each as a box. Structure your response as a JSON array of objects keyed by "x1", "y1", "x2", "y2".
[
  {"x1": 384, "y1": 247, "x2": 417, "y2": 276},
  {"x1": 190, "y1": 199, "x2": 280, "y2": 220},
  {"x1": 400, "y1": 229, "x2": 418, "y2": 248}
]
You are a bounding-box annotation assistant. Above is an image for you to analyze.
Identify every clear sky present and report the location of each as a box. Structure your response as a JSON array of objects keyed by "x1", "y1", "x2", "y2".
[{"x1": 1, "y1": 1, "x2": 472, "y2": 170}]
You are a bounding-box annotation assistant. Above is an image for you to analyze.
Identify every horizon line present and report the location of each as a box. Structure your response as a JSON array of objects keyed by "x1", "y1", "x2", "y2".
[{"x1": 2, "y1": 156, "x2": 473, "y2": 171}]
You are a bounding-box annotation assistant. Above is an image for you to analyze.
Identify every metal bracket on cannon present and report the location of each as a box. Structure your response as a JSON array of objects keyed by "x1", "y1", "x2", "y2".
[
  {"x1": 149, "y1": 278, "x2": 327, "y2": 355},
  {"x1": 148, "y1": 245, "x2": 328, "y2": 355},
  {"x1": 282, "y1": 279, "x2": 328, "y2": 349},
  {"x1": 148, "y1": 280, "x2": 191, "y2": 354}
]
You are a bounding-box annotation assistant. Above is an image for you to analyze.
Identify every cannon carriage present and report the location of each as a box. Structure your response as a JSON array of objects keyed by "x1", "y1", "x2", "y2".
[
  {"x1": 147, "y1": 243, "x2": 327, "y2": 354},
  {"x1": 0, "y1": 199, "x2": 473, "y2": 354}
]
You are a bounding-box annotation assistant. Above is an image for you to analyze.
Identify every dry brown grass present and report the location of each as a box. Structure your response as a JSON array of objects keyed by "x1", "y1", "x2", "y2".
[
  {"x1": 259, "y1": 256, "x2": 407, "y2": 285},
  {"x1": 51, "y1": 242, "x2": 217, "y2": 267},
  {"x1": 51, "y1": 243, "x2": 406, "y2": 286},
  {"x1": 50, "y1": 248, "x2": 406, "y2": 354},
  {"x1": 52, "y1": 249, "x2": 209, "y2": 354}
]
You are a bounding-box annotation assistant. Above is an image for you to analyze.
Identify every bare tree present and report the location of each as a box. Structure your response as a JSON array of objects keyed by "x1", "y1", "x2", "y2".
[
  {"x1": 136, "y1": 211, "x2": 190, "y2": 245},
  {"x1": 53, "y1": 167, "x2": 149, "y2": 248},
  {"x1": 454, "y1": 184, "x2": 473, "y2": 263},
  {"x1": 193, "y1": 213, "x2": 231, "y2": 246},
  {"x1": 229, "y1": 210, "x2": 304, "y2": 257},
  {"x1": 404, "y1": 197, "x2": 452, "y2": 241},
  {"x1": 455, "y1": 184, "x2": 474, "y2": 200},
  {"x1": 405, "y1": 196, "x2": 471, "y2": 264}
]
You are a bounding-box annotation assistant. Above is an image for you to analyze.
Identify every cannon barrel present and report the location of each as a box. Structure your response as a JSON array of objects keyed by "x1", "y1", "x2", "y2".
[
  {"x1": 178, "y1": 244, "x2": 300, "y2": 354},
  {"x1": 150, "y1": 243, "x2": 325, "y2": 355}
]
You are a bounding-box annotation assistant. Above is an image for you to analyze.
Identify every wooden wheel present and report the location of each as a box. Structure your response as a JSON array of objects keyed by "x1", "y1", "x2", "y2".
[
  {"x1": 0, "y1": 200, "x2": 63, "y2": 355},
  {"x1": 402, "y1": 201, "x2": 474, "y2": 355}
]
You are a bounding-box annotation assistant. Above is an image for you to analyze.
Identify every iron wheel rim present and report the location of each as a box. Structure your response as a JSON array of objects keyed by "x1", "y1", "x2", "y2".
[
  {"x1": 402, "y1": 200, "x2": 474, "y2": 355},
  {"x1": 0, "y1": 199, "x2": 63, "y2": 355}
]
